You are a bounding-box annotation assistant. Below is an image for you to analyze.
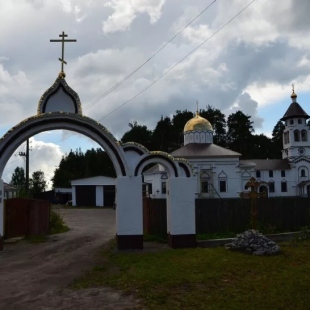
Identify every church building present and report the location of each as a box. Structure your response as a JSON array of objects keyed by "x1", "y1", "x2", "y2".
[{"x1": 144, "y1": 89, "x2": 310, "y2": 198}]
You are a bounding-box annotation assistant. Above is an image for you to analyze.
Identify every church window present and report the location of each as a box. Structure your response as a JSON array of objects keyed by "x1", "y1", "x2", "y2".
[
  {"x1": 284, "y1": 132, "x2": 289, "y2": 144},
  {"x1": 256, "y1": 171, "x2": 261, "y2": 178},
  {"x1": 290, "y1": 120, "x2": 294, "y2": 125},
  {"x1": 201, "y1": 181, "x2": 209, "y2": 193},
  {"x1": 298, "y1": 119, "x2": 302, "y2": 124},
  {"x1": 148, "y1": 184, "x2": 153, "y2": 194},
  {"x1": 281, "y1": 181, "x2": 287, "y2": 192},
  {"x1": 301, "y1": 169, "x2": 306, "y2": 177},
  {"x1": 281, "y1": 170, "x2": 285, "y2": 177},
  {"x1": 269, "y1": 170, "x2": 273, "y2": 177},
  {"x1": 161, "y1": 182, "x2": 166, "y2": 194},
  {"x1": 301, "y1": 130, "x2": 307, "y2": 141},
  {"x1": 219, "y1": 180, "x2": 227, "y2": 192},
  {"x1": 294, "y1": 130, "x2": 300, "y2": 142},
  {"x1": 269, "y1": 181, "x2": 275, "y2": 193}
]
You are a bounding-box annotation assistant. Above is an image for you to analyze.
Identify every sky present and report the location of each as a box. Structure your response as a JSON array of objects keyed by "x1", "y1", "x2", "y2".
[{"x1": 1, "y1": 0, "x2": 310, "y2": 187}]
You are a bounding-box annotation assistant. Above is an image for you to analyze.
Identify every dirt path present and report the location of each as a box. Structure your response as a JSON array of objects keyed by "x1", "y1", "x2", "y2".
[{"x1": 0, "y1": 208, "x2": 142, "y2": 310}]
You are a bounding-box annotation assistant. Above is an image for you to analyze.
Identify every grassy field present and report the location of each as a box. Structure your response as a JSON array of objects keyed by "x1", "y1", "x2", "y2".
[{"x1": 71, "y1": 239, "x2": 310, "y2": 310}]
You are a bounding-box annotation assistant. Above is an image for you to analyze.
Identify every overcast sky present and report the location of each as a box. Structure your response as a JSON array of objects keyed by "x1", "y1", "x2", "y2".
[{"x1": 1, "y1": 0, "x2": 310, "y2": 187}]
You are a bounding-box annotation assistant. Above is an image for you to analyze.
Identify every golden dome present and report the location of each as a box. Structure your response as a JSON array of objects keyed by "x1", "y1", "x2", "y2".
[{"x1": 184, "y1": 113, "x2": 213, "y2": 132}]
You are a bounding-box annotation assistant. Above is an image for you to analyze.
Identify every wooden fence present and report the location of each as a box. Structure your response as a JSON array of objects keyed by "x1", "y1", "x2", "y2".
[
  {"x1": 143, "y1": 197, "x2": 310, "y2": 235},
  {"x1": 4, "y1": 198, "x2": 50, "y2": 239}
]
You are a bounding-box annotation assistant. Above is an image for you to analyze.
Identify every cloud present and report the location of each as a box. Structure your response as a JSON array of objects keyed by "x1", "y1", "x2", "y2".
[
  {"x1": 3, "y1": 137, "x2": 64, "y2": 189},
  {"x1": 103, "y1": 0, "x2": 166, "y2": 34}
]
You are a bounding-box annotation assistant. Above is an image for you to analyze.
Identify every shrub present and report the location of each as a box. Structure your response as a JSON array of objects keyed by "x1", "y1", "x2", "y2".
[{"x1": 49, "y1": 209, "x2": 69, "y2": 235}]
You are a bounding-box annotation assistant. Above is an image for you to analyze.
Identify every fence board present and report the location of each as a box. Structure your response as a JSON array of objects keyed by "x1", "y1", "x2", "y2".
[
  {"x1": 4, "y1": 198, "x2": 50, "y2": 238},
  {"x1": 144, "y1": 197, "x2": 310, "y2": 236}
]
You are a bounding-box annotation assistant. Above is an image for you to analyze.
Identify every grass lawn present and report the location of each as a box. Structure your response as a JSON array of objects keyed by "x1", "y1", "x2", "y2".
[{"x1": 71, "y1": 239, "x2": 310, "y2": 310}]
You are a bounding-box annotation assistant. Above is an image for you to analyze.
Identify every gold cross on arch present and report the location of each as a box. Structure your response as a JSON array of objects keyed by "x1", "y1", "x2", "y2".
[{"x1": 50, "y1": 31, "x2": 77, "y2": 74}]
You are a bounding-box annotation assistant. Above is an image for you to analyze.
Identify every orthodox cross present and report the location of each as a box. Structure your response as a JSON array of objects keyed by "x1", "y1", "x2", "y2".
[
  {"x1": 50, "y1": 31, "x2": 76, "y2": 73},
  {"x1": 292, "y1": 83, "x2": 295, "y2": 93},
  {"x1": 196, "y1": 100, "x2": 199, "y2": 115}
]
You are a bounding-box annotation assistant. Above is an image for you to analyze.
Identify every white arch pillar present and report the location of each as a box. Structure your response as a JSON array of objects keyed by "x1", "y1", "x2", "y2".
[
  {"x1": 116, "y1": 176, "x2": 143, "y2": 250},
  {"x1": 167, "y1": 177, "x2": 196, "y2": 248}
]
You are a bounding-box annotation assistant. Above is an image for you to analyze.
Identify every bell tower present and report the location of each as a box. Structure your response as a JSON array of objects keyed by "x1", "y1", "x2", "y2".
[{"x1": 281, "y1": 86, "x2": 310, "y2": 160}]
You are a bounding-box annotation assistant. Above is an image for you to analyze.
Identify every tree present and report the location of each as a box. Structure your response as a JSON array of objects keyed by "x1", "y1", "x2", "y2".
[
  {"x1": 10, "y1": 167, "x2": 26, "y2": 197},
  {"x1": 227, "y1": 111, "x2": 254, "y2": 158},
  {"x1": 271, "y1": 120, "x2": 285, "y2": 159},
  {"x1": 29, "y1": 170, "x2": 47, "y2": 196},
  {"x1": 171, "y1": 110, "x2": 194, "y2": 148},
  {"x1": 121, "y1": 121, "x2": 153, "y2": 150},
  {"x1": 249, "y1": 134, "x2": 274, "y2": 159},
  {"x1": 151, "y1": 116, "x2": 174, "y2": 152},
  {"x1": 200, "y1": 105, "x2": 227, "y2": 147},
  {"x1": 52, "y1": 148, "x2": 116, "y2": 188}
]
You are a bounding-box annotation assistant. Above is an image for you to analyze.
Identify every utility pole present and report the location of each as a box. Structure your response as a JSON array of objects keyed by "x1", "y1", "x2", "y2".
[{"x1": 19, "y1": 139, "x2": 30, "y2": 196}]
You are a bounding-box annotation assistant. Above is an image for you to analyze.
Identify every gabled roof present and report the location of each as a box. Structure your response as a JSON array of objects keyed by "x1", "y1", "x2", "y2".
[
  {"x1": 171, "y1": 143, "x2": 241, "y2": 158},
  {"x1": 71, "y1": 175, "x2": 116, "y2": 186},
  {"x1": 239, "y1": 159, "x2": 291, "y2": 170},
  {"x1": 280, "y1": 102, "x2": 310, "y2": 121},
  {"x1": 4, "y1": 182, "x2": 16, "y2": 191}
]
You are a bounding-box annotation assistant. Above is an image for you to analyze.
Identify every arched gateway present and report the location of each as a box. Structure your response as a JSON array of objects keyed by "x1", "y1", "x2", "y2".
[{"x1": 0, "y1": 66, "x2": 196, "y2": 251}]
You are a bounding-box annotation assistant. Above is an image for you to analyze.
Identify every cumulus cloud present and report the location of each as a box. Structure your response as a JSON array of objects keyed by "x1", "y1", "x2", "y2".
[
  {"x1": 1, "y1": 0, "x2": 310, "y2": 180},
  {"x1": 3, "y1": 137, "x2": 64, "y2": 189},
  {"x1": 103, "y1": 0, "x2": 166, "y2": 34}
]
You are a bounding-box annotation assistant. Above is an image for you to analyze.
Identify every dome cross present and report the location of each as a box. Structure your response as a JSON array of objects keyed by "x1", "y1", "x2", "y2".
[{"x1": 50, "y1": 31, "x2": 77, "y2": 76}]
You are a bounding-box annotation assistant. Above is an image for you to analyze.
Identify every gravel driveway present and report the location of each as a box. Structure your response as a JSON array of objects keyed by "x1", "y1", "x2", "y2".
[{"x1": 0, "y1": 208, "x2": 142, "y2": 310}]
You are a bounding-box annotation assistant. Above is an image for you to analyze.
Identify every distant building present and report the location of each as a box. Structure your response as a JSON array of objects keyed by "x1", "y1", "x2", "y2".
[
  {"x1": 144, "y1": 90, "x2": 310, "y2": 198},
  {"x1": 3, "y1": 183, "x2": 17, "y2": 199},
  {"x1": 71, "y1": 176, "x2": 116, "y2": 207}
]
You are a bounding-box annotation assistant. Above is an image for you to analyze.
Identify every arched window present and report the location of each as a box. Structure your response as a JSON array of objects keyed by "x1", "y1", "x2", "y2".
[
  {"x1": 281, "y1": 170, "x2": 285, "y2": 177},
  {"x1": 301, "y1": 169, "x2": 306, "y2": 177},
  {"x1": 281, "y1": 180, "x2": 287, "y2": 192},
  {"x1": 284, "y1": 131, "x2": 290, "y2": 144},
  {"x1": 200, "y1": 170, "x2": 211, "y2": 193},
  {"x1": 301, "y1": 130, "x2": 307, "y2": 141},
  {"x1": 294, "y1": 130, "x2": 300, "y2": 142},
  {"x1": 298, "y1": 119, "x2": 302, "y2": 124},
  {"x1": 269, "y1": 180, "x2": 275, "y2": 193},
  {"x1": 290, "y1": 119, "x2": 294, "y2": 125}
]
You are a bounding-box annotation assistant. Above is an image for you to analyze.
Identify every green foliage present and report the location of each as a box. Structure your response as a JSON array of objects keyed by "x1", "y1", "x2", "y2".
[
  {"x1": 29, "y1": 170, "x2": 47, "y2": 196},
  {"x1": 25, "y1": 235, "x2": 47, "y2": 243},
  {"x1": 121, "y1": 121, "x2": 153, "y2": 150},
  {"x1": 10, "y1": 167, "x2": 26, "y2": 197},
  {"x1": 299, "y1": 226, "x2": 310, "y2": 240},
  {"x1": 52, "y1": 148, "x2": 116, "y2": 188},
  {"x1": 143, "y1": 233, "x2": 167, "y2": 243},
  {"x1": 72, "y1": 240, "x2": 310, "y2": 310},
  {"x1": 196, "y1": 232, "x2": 236, "y2": 240},
  {"x1": 49, "y1": 209, "x2": 69, "y2": 235}
]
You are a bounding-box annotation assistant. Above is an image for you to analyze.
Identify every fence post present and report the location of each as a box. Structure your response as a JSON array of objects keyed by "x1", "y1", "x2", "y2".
[
  {"x1": 167, "y1": 177, "x2": 196, "y2": 248},
  {"x1": 116, "y1": 176, "x2": 143, "y2": 250}
]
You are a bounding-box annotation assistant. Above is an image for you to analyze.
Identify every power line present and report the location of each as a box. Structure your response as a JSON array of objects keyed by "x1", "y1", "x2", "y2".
[
  {"x1": 58, "y1": 0, "x2": 255, "y2": 142},
  {"x1": 82, "y1": 0, "x2": 217, "y2": 111},
  {"x1": 98, "y1": 0, "x2": 256, "y2": 122}
]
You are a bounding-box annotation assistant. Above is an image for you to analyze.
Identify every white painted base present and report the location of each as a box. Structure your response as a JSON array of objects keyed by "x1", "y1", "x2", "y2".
[
  {"x1": 116, "y1": 176, "x2": 143, "y2": 235},
  {"x1": 167, "y1": 177, "x2": 196, "y2": 235}
]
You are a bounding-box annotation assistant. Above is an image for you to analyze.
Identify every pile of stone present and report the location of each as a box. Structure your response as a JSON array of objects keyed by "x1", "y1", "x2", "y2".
[{"x1": 225, "y1": 229, "x2": 281, "y2": 256}]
